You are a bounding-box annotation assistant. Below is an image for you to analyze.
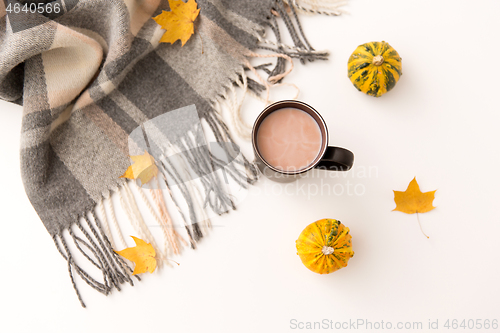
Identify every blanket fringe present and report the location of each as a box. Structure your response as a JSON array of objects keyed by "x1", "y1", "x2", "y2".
[
  {"x1": 284, "y1": 0, "x2": 348, "y2": 16},
  {"x1": 101, "y1": 180, "x2": 190, "y2": 259},
  {"x1": 102, "y1": 106, "x2": 257, "y2": 255},
  {"x1": 117, "y1": 183, "x2": 165, "y2": 268},
  {"x1": 150, "y1": 177, "x2": 189, "y2": 254},
  {"x1": 104, "y1": 194, "x2": 128, "y2": 249},
  {"x1": 53, "y1": 211, "x2": 137, "y2": 308},
  {"x1": 214, "y1": 0, "x2": 346, "y2": 140},
  {"x1": 60, "y1": 105, "x2": 259, "y2": 306},
  {"x1": 257, "y1": 0, "x2": 330, "y2": 66},
  {"x1": 135, "y1": 180, "x2": 189, "y2": 256}
]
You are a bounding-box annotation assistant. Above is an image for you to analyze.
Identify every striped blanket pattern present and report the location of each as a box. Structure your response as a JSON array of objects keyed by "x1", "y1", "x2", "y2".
[{"x1": 0, "y1": 0, "x2": 344, "y2": 306}]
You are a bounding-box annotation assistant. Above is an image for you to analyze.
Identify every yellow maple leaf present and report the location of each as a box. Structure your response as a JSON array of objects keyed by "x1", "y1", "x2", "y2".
[
  {"x1": 393, "y1": 177, "x2": 436, "y2": 238},
  {"x1": 152, "y1": 0, "x2": 200, "y2": 46},
  {"x1": 393, "y1": 177, "x2": 436, "y2": 214},
  {"x1": 120, "y1": 151, "x2": 158, "y2": 185},
  {"x1": 115, "y1": 236, "x2": 157, "y2": 275}
]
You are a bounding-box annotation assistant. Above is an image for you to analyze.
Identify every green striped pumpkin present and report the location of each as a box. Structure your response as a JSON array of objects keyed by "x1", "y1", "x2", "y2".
[{"x1": 348, "y1": 41, "x2": 402, "y2": 97}]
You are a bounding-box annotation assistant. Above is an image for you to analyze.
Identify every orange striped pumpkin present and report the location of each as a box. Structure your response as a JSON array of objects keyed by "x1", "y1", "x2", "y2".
[{"x1": 296, "y1": 219, "x2": 354, "y2": 274}]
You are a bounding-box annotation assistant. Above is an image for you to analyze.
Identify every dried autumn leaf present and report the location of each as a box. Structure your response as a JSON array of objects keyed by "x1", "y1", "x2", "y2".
[
  {"x1": 393, "y1": 177, "x2": 436, "y2": 238},
  {"x1": 120, "y1": 151, "x2": 158, "y2": 185},
  {"x1": 115, "y1": 236, "x2": 157, "y2": 275},
  {"x1": 153, "y1": 0, "x2": 200, "y2": 46},
  {"x1": 393, "y1": 177, "x2": 436, "y2": 214}
]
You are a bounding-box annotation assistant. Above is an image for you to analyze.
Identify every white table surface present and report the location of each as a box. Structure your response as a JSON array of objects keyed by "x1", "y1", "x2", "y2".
[{"x1": 1, "y1": 1, "x2": 500, "y2": 332}]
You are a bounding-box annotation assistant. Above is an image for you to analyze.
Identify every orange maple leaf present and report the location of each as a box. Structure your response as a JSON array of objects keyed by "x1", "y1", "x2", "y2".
[
  {"x1": 115, "y1": 236, "x2": 157, "y2": 275},
  {"x1": 120, "y1": 151, "x2": 158, "y2": 185},
  {"x1": 153, "y1": 0, "x2": 200, "y2": 46},
  {"x1": 393, "y1": 177, "x2": 436, "y2": 238},
  {"x1": 393, "y1": 177, "x2": 436, "y2": 214}
]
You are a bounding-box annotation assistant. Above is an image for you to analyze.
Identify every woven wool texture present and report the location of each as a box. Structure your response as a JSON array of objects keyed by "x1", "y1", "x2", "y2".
[{"x1": 0, "y1": 0, "x2": 342, "y2": 307}]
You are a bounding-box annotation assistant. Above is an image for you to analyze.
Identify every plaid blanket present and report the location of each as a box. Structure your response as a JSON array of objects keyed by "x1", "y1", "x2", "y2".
[{"x1": 0, "y1": 0, "x2": 343, "y2": 307}]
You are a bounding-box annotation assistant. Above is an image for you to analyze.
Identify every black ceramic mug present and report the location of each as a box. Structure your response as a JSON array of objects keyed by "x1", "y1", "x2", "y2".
[{"x1": 252, "y1": 100, "x2": 354, "y2": 183}]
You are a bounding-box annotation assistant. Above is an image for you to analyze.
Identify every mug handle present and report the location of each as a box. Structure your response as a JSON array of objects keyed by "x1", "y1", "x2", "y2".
[{"x1": 315, "y1": 146, "x2": 354, "y2": 171}]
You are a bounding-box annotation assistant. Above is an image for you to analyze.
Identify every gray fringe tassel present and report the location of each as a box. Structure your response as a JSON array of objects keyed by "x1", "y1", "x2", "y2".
[
  {"x1": 254, "y1": 0, "x2": 329, "y2": 82},
  {"x1": 156, "y1": 111, "x2": 258, "y2": 227},
  {"x1": 52, "y1": 213, "x2": 136, "y2": 308}
]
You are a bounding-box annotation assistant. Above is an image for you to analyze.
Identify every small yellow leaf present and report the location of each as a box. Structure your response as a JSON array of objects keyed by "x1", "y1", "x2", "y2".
[
  {"x1": 393, "y1": 177, "x2": 436, "y2": 214},
  {"x1": 153, "y1": 0, "x2": 200, "y2": 46},
  {"x1": 120, "y1": 151, "x2": 158, "y2": 185},
  {"x1": 115, "y1": 236, "x2": 157, "y2": 275}
]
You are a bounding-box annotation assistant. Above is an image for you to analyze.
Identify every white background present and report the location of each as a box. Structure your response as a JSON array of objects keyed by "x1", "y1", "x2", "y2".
[{"x1": 1, "y1": 0, "x2": 500, "y2": 332}]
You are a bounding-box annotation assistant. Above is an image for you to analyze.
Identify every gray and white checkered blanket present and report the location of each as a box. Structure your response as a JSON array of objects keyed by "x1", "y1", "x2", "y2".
[{"x1": 0, "y1": 0, "x2": 338, "y2": 306}]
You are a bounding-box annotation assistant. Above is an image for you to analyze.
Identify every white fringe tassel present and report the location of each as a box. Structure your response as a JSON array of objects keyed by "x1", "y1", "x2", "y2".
[
  {"x1": 118, "y1": 183, "x2": 165, "y2": 268},
  {"x1": 285, "y1": 0, "x2": 349, "y2": 16}
]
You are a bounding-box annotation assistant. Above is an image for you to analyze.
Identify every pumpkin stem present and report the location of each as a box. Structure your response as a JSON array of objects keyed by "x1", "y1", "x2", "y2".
[
  {"x1": 372, "y1": 55, "x2": 384, "y2": 66},
  {"x1": 322, "y1": 246, "x2": 335, "y2": 255}
]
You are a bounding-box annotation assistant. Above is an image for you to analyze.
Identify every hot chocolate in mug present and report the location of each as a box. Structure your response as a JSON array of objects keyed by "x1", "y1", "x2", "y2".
[{"x1": 252, "y1": 100, "x2": 354, "y2": 183}]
